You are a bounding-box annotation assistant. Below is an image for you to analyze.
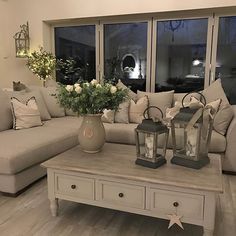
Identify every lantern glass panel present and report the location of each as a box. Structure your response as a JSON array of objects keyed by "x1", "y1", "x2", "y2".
[{"x1": 144, "y1": 133, "x2": 156, "y2": 159}]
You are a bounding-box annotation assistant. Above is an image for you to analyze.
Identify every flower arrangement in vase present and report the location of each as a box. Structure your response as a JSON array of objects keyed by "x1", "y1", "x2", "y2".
[
  {"x1": 57, "y1": 79, "x2": 128, "y2": 153},
  {"x1": 26, "y1": 47, "x2": 57, "y2": 86}
]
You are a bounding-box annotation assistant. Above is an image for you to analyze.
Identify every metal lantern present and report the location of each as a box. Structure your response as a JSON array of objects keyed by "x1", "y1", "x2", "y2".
[
  {"x1": 135, "y1": 106, "x2": 169, "y2": 168},
  {"x1": 170, "y1": 92, "x2": 212, "y2": 169},
  {"x1": 13, "y1": 22, "x2": 30, "y2": 58}
]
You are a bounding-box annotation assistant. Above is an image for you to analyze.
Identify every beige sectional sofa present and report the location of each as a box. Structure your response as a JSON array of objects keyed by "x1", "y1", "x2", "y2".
[{"x1": 0, "y1": 83, "x2": 236, "y2": 195}]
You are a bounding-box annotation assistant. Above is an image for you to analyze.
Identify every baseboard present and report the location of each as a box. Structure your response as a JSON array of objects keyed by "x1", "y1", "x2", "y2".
[
  {"x1": 0, "y1": 175, "x2": 46, "y2": 197},
  {"x1": 222, "y1": 170, "x2": 236, "y2": 175}
]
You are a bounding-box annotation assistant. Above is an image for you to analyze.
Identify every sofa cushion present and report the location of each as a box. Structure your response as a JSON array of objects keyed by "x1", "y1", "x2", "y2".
[
  {"x1": 174, "y1": 92, "x2": 201, "y2": 104},
  {"x1": 40, "y1": 87, "x2": 65, "y2": 118},
  {"x1": 137, "y1": 90, "x2": 174, "y2": 119},
  {"x1": 104, "y1": 123, "x2": 138, "y2": 145},
  {"x1": 0, "y1": 117, "x2": 81, "y2": 175},
  {"x1": 129, "y1": 96, "x2": 148, "y2": 124},
  {"x1": 7, "y1": 90, "x2": 51, "y2": 121},
  {"x1": 102, "y1": 109, "x2": 115, "y2": 123},
  {"x1": 104, "y1": 123, "x2": 226, "y2": 153},
  {"x1": 117, "y1": 79, "x2": 137, "y2": 101},
  {"x1": 11, "y1": 97, "x2": 42, "y2": 130},
  {"x1": 202, "y1": 79, "x2": 234, "y2": 135},
  {"x1": 114, "y1": 100, "x2": 130, "y2": 124},
  {"x1": 0, "y1": 89, "x2": 13, "y2": 131}
]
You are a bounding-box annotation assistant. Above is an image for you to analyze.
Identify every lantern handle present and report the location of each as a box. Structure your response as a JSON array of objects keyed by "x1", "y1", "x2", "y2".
[
  {"x1": 143, "y1": 106, "x2": 163, "y2": 120},
  {"x1": 182, "y1": 92, "x2": 206, "y2": 108}
]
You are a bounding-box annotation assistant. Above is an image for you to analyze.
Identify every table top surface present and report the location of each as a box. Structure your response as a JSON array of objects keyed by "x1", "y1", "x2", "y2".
[{"x1": 42, "y1": 143, "x2": 223, "y2": 193}]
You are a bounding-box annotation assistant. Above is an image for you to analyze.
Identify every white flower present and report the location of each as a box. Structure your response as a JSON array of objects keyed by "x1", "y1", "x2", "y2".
[
  {"x1": 84, "y1": 82, "x2": 90, "y2": 86},
  {"x1": 90, "y1": 79, "x2": 98, "y2": 85},
  {"x1": 96, "y1": 84, "x2": 102, "y2": 88},
  {"x1": 65, "y1": 85, "x2": 73, "y2": 92},
  {"x1": 74, "y1": 83, "x2": 80, "y2": 88},
  {"x1": 110, "y1": 86, "x2": 117, "y2": 94},
  {"x1": 75, "y1": 85, "x2": 82, "y2": 94}
]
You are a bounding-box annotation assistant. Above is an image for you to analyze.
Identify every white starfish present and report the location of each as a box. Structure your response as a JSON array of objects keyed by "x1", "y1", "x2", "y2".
[{"x1": 167, "y1": 213, "x2": 184, "y2": 230}]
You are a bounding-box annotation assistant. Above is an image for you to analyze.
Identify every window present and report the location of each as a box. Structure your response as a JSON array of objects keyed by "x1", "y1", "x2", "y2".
[
  {"x1": 215, "y1": 16, "x2": 236, "y2": 104},
  {"x1": 55, "y1": 25, "x2": 96, "y2": 84},
  {"x1": 155, "y1": 19, "x2": 209, "y2": 92},
  {"x1": 104, "y1": 22, "x2": 148, "y2": 91},
  {"x1": 52, "y1": 13, "x2": 235, "y2": 94}
]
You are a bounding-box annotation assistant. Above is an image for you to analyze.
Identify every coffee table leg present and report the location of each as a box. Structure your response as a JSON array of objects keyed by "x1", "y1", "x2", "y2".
[
  {"x1": 50, "y1": 198, "x2": 58, "y2": 216},
  {"x1": 203, "y1": 194, "x2": 216, "y2": 236}
]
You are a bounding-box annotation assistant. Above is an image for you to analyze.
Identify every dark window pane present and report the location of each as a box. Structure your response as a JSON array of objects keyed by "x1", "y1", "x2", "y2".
[
  {"x1": 55, "y1": 25, "x2": 96, "y2": 84},
  {"x1": 104, "y1": 22, "x2": 147, "y2": 92},
  {"x1": 216, "y1": 16, "x2": 236, "y2": 104},
  {"x1": 155, "y1": 19, "x2": 208, "y2": 93}
]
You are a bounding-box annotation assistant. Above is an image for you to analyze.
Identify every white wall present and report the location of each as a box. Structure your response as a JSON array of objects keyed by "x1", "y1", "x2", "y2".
[{"x1": 1, "y1": 0, "x2": 236, "y2": 88}]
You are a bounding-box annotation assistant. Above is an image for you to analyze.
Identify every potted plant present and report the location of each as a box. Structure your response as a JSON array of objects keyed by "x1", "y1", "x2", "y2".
[
  {"x1": 26, "y1": 47, "x2": 57, "y2": 86},
  {"x1": 57, "y1": 79, "x2": 128, "y2": 153}
]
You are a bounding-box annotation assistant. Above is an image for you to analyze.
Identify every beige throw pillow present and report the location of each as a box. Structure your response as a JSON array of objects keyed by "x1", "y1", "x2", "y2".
[
  {"x1": 174, "y1": 92, "x2": 201, "y2": 105},
  {"x1": 114, "y1": 100, "x2": 130, "y2": 124},
  {"x1": 40, "y1": 87, "x2": 65, "y2": 118},
  {"x1": 102, "y1": 109, "x2": 115, "y2": 123},
  {"x1": 137, "y1": 90, "x2": 174, "y2": 119},
  {"x1": 129, "y1": 96, "x2": 148, "y2": 124},
  {"x1": 11, "y1": 97, "x2": 43, "y2": 130},
  {"x1": 202, "y1": 79, "x2": 234, "y2": 135},
  {"x1": 117, "y1": 80, "x2": 137, "y2": 101},
  {"x1": 7, "y1": 90, "x2": 51, "y2": 121}
]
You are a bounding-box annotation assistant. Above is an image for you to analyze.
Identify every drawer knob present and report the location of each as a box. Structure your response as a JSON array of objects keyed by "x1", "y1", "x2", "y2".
[
  {"x1": 118, "y1": 193, "x2": 124, "y2": 198},
  {"x1": 71, "y1": 184, "x2": 76, "y2": 189},
  {"x1": 173, "y1": 201, "x2": 179, "y2": 207}
]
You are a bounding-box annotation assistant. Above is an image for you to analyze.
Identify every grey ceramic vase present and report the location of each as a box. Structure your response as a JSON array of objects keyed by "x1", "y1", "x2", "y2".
[{"x1": 78, "y1": 114, "x2": 105, "y2": 153}]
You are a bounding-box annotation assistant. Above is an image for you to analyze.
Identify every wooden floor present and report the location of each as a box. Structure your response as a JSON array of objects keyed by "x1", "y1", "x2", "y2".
[{"x1": 0, "y1": 175, "x2": 235, "y2": 236}]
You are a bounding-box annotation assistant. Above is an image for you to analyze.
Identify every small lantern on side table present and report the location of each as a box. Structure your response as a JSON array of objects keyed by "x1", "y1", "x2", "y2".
[
  {"x1": 135, "y1": 106, "x2": 169, "y2": 168},
  {"x1": 170, "y1": 92, "x2": 214, "y2": 169}
]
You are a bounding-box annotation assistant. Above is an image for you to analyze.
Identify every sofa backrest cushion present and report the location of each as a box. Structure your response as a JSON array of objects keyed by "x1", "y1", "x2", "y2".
[
  {"x1": 202, "y1": 79, "x2": 234, "y2": 135},
  {"x1": 40, "y1": 87, "x2": 65, "y2": 118},
  {"x1": 137, "y1": 90, "x2": 174, "y2": 119},
  {"x1": 117, "y1": 80, "x2": 137, "y2": 101},
  {"x1": 0, "y1": 88, "x2": 13, "y2": 131},
  {"x1": 6, "y1": 90, "x2": 51, "y2": 121}
]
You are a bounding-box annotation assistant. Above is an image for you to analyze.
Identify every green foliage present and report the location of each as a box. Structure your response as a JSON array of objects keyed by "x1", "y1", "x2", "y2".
[
  {"x1": 56, "y1": 58, "x2": 82, "y2": 80},
  {"x1": 57, "y1": 80, "x2": 128, "y2": 115},
  {"x1": 26, "y1": 47, "x2": 57, "y2": 81}
]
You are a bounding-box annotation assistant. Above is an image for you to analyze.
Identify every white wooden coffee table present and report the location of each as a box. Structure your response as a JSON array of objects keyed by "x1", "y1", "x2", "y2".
[{"x1": 42, "y1": 143, "x2": 223, "y2": 236}]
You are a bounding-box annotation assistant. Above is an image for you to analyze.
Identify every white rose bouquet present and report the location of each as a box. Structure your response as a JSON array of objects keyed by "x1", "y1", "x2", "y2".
[{"x1": 57, "y1": 80, "x2": 128, "y2": 115}]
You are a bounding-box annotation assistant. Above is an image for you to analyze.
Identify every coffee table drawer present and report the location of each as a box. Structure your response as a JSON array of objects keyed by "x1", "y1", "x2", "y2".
[
  {"x1": 98, "y1": 180, "x2": 145, "y2": 209},
  {"x1": 150, "y1": 188, "x2": 204, "y2": 220},
  {"x1": 55, "y1": 174, "x2": 95, "y2": 200}
]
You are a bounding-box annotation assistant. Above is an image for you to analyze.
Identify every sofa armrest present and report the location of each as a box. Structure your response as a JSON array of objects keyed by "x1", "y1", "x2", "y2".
[{"x1": 223, "y1": 105, "x2": 236, "y2": 172}]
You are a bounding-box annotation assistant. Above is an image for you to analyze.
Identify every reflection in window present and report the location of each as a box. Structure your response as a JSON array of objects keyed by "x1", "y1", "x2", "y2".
[
  {"x1": 155, "y1": 19, "x2": 208, "y2": 92},
  {"x1": 216, "y1": 16, "x2": 236, "y2": 104},
  {"x1": 104, "y1": 22, "x2": 147, "y2": 92},
  {"x1": 55, "y1": 25, "x2": 96, "y2": 84}
]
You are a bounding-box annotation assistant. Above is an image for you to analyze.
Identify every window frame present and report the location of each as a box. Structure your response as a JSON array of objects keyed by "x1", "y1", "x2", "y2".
[
  {"x1": 99, "y1": 17, "x2": 152, "y2": 90},
  {"x1": 210, "y1": 12, "x2": 236, "y2": 85},
  {"x1": 49, "y1": 10, "x2": 236, "y2": 92},
  {"x1": 151, "y1": 14, "x2": 214, "y2": 92},
  {"x1": 51, "y1": 19, "x2": 99, "y2": 82}
]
